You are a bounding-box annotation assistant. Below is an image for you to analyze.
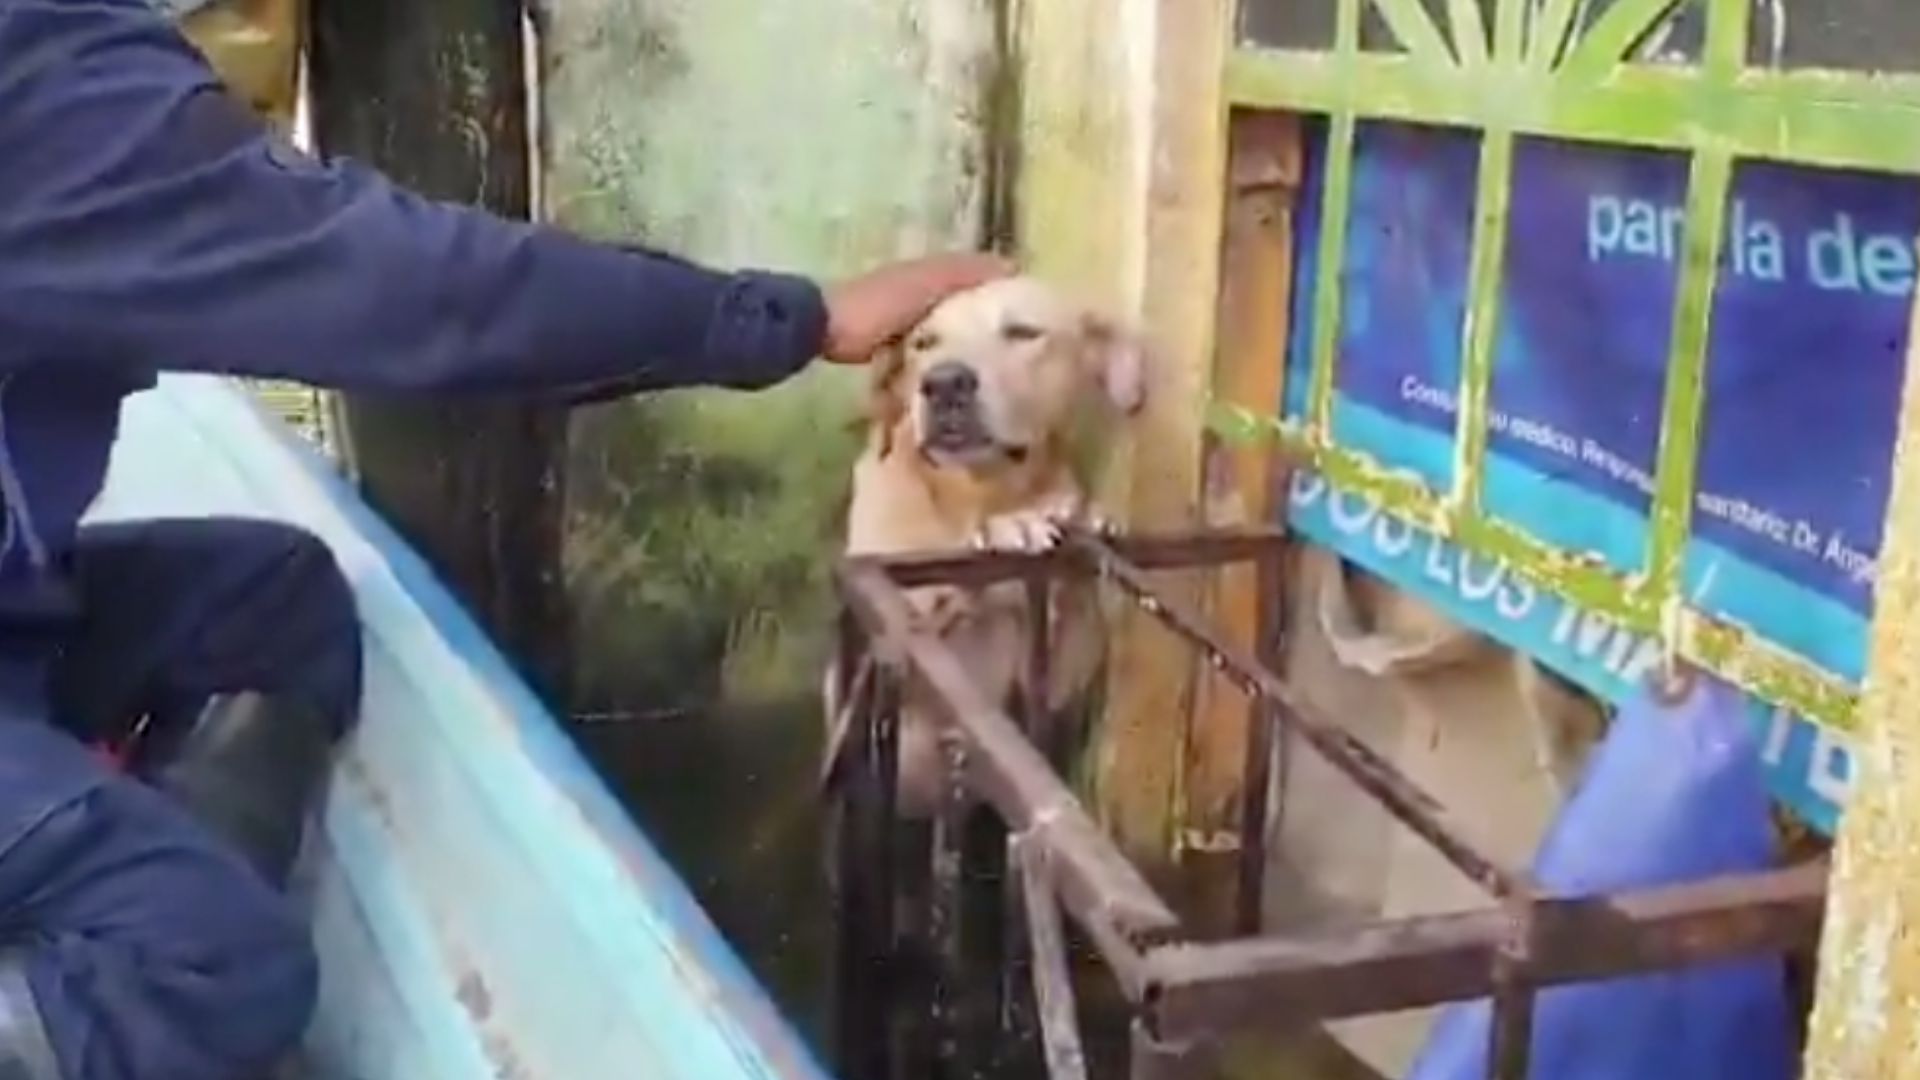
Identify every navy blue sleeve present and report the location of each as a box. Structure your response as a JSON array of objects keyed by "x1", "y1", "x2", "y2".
[{"x1": 0, "y1": 0, "x2": 827, "y2": 396}]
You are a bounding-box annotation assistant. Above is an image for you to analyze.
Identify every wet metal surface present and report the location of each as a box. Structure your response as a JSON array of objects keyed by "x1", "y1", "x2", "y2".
[
  {"x1": 826, "y1": 525, "x2": 1828, "y2": 1080},
  {"x1": 1142, "y1": 859, "x2": 1828, "y2": 1038}
]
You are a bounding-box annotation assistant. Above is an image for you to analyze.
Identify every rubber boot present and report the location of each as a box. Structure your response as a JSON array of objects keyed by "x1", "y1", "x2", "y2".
[{"x1": 149, "y1": 692, "x2": 341, "y2": 889}]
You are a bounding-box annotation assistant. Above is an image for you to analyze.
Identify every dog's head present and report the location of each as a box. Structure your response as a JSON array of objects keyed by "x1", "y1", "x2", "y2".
[{"x1": 868, "y1": 277, "x2": 1149, "y2": 468}]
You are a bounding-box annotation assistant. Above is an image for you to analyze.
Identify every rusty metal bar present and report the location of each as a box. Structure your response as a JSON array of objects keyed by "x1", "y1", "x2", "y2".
[
  {"x1": 995, "y1": 573, "x2": 1055, "y2": 1073},
  {"x1": 997, "y1": 869, "x2": 1040, "y2": 1078},
  {"x1": 830, "y1": 614, "x2": 900, "y2": 1080},
  {"x1": 1486, "y1": 906, "x2": 1538, "y2": 1080},
  {"x1": 835, "y1": 560, "x2": 1178, "y2": 1000},
  {"x1": 1070, "y1": 532, "x2": 1535, "y2": 901},
  {"x1": 818, "y1": 652, "x2": 877, "y2": 794},
  {"x1": 998, "y1": 831, "x2": 1041, "y2": 1079},
  {"x1": 929, "y1": 736, "x2": 973, "y2": 1080},
  {"x1": 1018, "y1": 836, "x2": 1090, "y2": 1080},
  {"x1": 867, "y1": 526, "x2": 1286, "y2": 590},
  {"x1": 832, "y1": 525, "x2": 1827, "y2": 1080},
  {"x1": 1129, "y1": 1021, "x2": 1202, "y2": 1080},
  {"x1": 1143, "y1": 859, "x2": 1826, "y2": 1042}
]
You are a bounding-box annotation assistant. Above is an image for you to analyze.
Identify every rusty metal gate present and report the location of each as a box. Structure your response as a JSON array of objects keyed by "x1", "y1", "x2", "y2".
[{"x1": 824, "y1": 526, "x2": 1826, "y2": 1080}]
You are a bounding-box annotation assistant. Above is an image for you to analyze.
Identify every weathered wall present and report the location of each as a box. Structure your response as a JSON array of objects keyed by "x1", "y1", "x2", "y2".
[
  {"x1": 1803, "y1": 288, "x2": 1920, "y2": 1077},
  {"x1": 538, "y1": 0, "x2": 992, "y2": 710},
  {"x1": 1015, "y1": 0, "x2": 1153, "y2": 306},
  {"x1": 536, "y1": 0, "x2": 994, "y2": 1031},
  {"x1": 538, "y1": 0, "x2": 1245, "y2": 1038},
  {"x1": 1017, "y1": 0, "x2": 1233, "y2": 877}
]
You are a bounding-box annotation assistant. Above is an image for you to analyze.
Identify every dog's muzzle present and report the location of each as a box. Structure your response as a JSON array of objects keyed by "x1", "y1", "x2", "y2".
[{"x1": 919, "y1": 361, "x2": 994, "y2": 453}]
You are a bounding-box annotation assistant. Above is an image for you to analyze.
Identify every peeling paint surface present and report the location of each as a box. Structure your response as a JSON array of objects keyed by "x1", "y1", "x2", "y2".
[{"x1": 1802, "y1": 278, "x2": 1920, "y2": 1078}]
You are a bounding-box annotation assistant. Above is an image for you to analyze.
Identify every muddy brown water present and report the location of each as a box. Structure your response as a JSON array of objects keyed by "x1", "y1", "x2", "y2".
[
  {"x1": 568, "y1": 700, "x2": 1153, "y2": 1074},
  {"x1": 568, "y1": 702, "x2": 1391, "y2": 1080},
  {"x1": 570, "y1": 701, "x2": 838, "y2": 1042}
]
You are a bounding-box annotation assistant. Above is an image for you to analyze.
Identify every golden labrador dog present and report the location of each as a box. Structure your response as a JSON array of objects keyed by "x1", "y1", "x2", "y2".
[{"x1": 822, "y1": 276, "x2": 1149, "y2": 816}]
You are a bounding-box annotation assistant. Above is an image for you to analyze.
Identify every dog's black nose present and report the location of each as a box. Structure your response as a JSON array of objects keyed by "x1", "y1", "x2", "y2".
[{"x1": 920, "y1": 362, "x2": 979, "y2": 405}]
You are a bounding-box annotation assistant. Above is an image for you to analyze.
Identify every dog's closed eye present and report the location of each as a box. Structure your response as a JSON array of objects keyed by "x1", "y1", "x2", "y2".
[{"x1": 1001, "y1": 322, "x2": 1045, "y2": 343}]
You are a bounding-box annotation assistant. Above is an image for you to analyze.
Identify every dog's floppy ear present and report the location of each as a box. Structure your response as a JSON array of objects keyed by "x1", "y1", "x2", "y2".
[
  {"x1": 1081, "y1": 310, "x2": 1149, "y2": 416},
  {"x1": 865, "y1": 342, "x2": 912, "y2": 456}
]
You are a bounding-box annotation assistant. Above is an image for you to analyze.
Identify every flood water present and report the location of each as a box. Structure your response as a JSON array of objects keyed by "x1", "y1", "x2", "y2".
[
  {"x1": 569, "y1": 700, "x2": 839, "y2": 1044},
  {"x1": 568, "y1": 700, "x2": 1143, "y2": 1073},
  {"x1": 566, "y1": 702, "x2": 1393, "y2": 1080}
]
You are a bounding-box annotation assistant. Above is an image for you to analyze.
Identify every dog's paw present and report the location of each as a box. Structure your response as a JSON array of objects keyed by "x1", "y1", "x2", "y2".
[
  {"x1": 973, "y1": 509, "x2": 1068, "y2": 552},
  {"x1": 1082, "y1": 505, "x2": 1120, "y2": 537}
]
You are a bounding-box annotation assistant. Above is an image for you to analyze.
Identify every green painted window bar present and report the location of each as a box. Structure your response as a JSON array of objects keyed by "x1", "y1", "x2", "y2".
[{"x1": 1214, "y1": 0, "x2": 1920, "y2": 736}]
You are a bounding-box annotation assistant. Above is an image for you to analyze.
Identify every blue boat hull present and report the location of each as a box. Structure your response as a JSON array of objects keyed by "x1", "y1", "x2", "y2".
[{"x1": 91, "y1": 376, "x2": 831, "y2": 1080}]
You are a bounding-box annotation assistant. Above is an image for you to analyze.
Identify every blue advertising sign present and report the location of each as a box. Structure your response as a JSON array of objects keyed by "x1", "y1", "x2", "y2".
[{"x1": 1278, "y1": 122, "x2": 1920, "y2": 832}]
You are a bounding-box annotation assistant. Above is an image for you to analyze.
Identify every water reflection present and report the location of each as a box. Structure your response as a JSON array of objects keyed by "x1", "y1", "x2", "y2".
[
  {"x1": 570, "y1": 701, "x2": 1394, "y2": 1080},
  {"x1": 570, "y1": 699, "x2": 836, "y2": 1043},
  {"x1": 571, "y1": 700, "x2": 1168, "y2": 1077}
]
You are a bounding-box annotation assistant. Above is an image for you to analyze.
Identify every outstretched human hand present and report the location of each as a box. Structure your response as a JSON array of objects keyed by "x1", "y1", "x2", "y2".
[{"x1": 821, "y1": 253, "x2": 1015, "y2": 364}]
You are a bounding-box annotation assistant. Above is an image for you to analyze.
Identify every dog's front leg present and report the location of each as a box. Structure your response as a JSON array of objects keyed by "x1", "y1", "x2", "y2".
[{"x1": 819, "y1": 583, "x2": 977, "y2": 792}]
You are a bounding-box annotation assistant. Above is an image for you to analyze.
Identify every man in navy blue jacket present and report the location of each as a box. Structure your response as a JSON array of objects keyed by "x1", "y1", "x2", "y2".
[{"x1": 0, "y1": 2, "x2": 1011, "y2": 1078}]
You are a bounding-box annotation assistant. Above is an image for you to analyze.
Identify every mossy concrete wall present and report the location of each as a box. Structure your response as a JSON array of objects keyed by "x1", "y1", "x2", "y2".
[
  {"x1": 536, "y1": 3, "x2": 998, "y2": 1027},
  {"x1": 538, "y1": 0, "x2": 1230, "y2": 878},
  {"x1": 537, "y1": 0, "x2": 993, "y2": 712}
]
